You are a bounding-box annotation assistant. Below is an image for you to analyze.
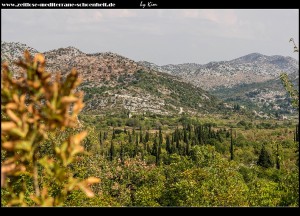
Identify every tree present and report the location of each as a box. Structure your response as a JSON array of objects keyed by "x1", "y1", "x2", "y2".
[
  {"x1": 109, "y1": 140, "x2": 115, "y2": 161},
  {"x1": 120, "y1": 142, "x2": 124, "y2": 164},
  {"x1": 230, "y1": 129, "x2": 234, "y2": 160},
  {"x1": 159, "y1": 126, "x2": 163, "y2": 146},
  {"x1": 166, "y1": 135, "x2": 171, "y2": 154},
  {"x1": 112, "y1": 128, "x2": 116, "y2": 140},
  {"x1": 1, "y1": 51, "x2": 99, "y2": 206},
  {"x1": 275, "y1": 142, "x2": 280, "y2": 170},
  {"x1": 280, "y1": 38, "x2": 299, "y2": 110},
  {"x1": 257, "y1": 145, "x2": 274, "y2": 168},
  {"x1": 139, "y1": 127, "x2": 143, "y2": 143},
  {"x1": 152, "y1": 136, "x2": 158, "y2": 157},
  {"x1": 84, "y1": 137, "x2": 92, "y2": 152},
  {"x1": 157, "y1": 140, "x2": 162, "y2": 166},
  {"x1": 185, "y1": 138, "x2": 190, "y2": 156},
  {"x1": 145, "y1": 130, "x2": 150, "y2": 143},
  {"x1": 99, "y1": 131, "x2": 103, "y2": 148}
]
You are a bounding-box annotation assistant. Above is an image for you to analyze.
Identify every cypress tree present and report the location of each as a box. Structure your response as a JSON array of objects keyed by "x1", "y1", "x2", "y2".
[
  {"x1": 230, "y1": 129, "x2": 234, "y2": 160},
  {"x1": 186, "y1": 138, "x2": 190, "y2": 156},
  {"x1": 99, "y1": 131, "x2": 103, "y2": 148},
  {"x1": 188, "y1": 124, "x2": 192, "y2": 140},
  {"x1": 157, "y1": 140, "x2": 162, "y2": 166},
  {"x1": 159, "y1": 126, "x2": 163, "y2": 146},
  {"x1": 109, "y1": 140, "x2": 115, "y2": 161},
  {"x1": 208, "y1": 125, "x2": 212, "y2": 139},
  {"x1": 128, "y1": 133, "x2": 132, "y2": 144},
  {"x1": 134, "y1": 136, "x2": 139, "y2": 157},
  {"x1": 276, "y1": 142, "x2": 280, "y2": 170},
  {"x1": 146, "y1": 142, "x2": 151, "y2": 154},
  {"x1": 166, "y1": 135, "x2": 171, "y2": 154},
  {"x1": 152, "y1": 137, "x2": 158, "y2": 157},
  {"x1": 145, "y1": 130, "x2": 150, "y2": 143},
  {"x1": 135, "y1": 135, "x2": 139, "y2": 146},
  {"x1": 120, "y1": 142, "x2": 124, "y2": 164},
  {"x1": 176, "y1": 136, "x2": 180, "y2": 150},
  {"x1": 172, "y1": 139, "x2": 176, "y2": 154},
  {"x1": 103, "y1": 131, "x2": 108, "y2": 140},
  {"x1": 84, "y1": 138, "x2": 92, "y2": 152},
  {"x1": 183, "y1": 127, "x2": 188, "y2": 143},
  {"x1": 140, "y1": 127, "x2": 143, "y2": 143},
  {"x1": 112, "y1": 128, "x2": 116, "y2": 140},
  {"x1": 257, "y1": 145, "x2": 274, "y2": 168},
  {"x1": 198, "y1": 125, "x2": 203, "y2": 145}
]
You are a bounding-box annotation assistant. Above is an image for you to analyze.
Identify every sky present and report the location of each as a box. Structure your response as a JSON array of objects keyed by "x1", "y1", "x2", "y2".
[{"x1": 1, "y1": 9, "x2": 299, "y2": 65}]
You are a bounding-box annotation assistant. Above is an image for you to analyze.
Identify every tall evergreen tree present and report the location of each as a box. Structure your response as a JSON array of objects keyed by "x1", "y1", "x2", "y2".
[
  {"x1": 99, "y1": 131, "x2": 103, "y2": 148},
  {"x1": 103, "y1": 131, "x2": 108, "y2": 140},
  {"x1": 152, "y1": 137, "x2": 158, "y2": 157},
  {"x1": 187, "y1": 124, "x2": 192, "y2": 140},
  {"x1": 183, "y1": 127, "x2": 188, "y2": 144},
  {"x1": 176, "y1": 136, "x2": 180, "y2": 150},
  {"x1": 135, "y1": 135, "x2": 139, "y2": 146},
  {"x1": 146, "y1": 142, "x2": 151, "y2": 154},
  {"x1": 128, "y1": 133, "x2": 132, "y2": 144},
  {"x1": 120, "y1": 142, "x2": 124, "y2": 164},
  {"x1": 139, "y1": 127, "x2": 143, "y2": 143},
  {"x1": 157, "y1": 140, "x2": 162, "y2": 166},
  {"x1": 166, "y1": 135, "x2": 171, "y2": 154},
  {"x1": 276, "y1": 142, "x2": 280, "y2": 170},
  {"x1": 112, "y1": 128, "x2": 116, "y2": 140},
  {"x1": 257, "y1": 145, "x2": 274, "y2": 168},
  {"x1": 84, "y1": 138, "x2": 92, "y2": 152},
  {"x1": 133, "y1": 136, "x2": 139, "y2": 157},
  {"x1": 230, "y1": 129, "x2": 234, "y2": 160},
  {"x1": 109, "y1": 140, "x2": 115, "y2": 161},
  {"x1": 186, "y1": 138, "x2": 190, "y2": 156},
  {"x1": 159, "y1": 126, "x2": 163, "y2": 146},
  {"x1": 208, "y1": 125, "x2": 212, "y2": 139},
  {"x1": 145, "y1": 130, "x2": 150, "y2": 143}
]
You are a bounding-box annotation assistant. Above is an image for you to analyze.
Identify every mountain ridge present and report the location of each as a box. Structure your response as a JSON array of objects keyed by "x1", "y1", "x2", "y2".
[
  {"x1": 139, "y1": 52, "x2": 298, "y2": 90},
  {"x1": 1, "y1": 41, "x2": 220, "y2": 116},
  {"x1": 1, "y1": 41, "x2": 298, "y2": 117}
]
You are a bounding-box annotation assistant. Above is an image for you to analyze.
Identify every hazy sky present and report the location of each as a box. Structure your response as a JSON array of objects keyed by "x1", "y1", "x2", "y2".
[{"x1": 2, "y1": 9, "x2": 299, "y2": 65}]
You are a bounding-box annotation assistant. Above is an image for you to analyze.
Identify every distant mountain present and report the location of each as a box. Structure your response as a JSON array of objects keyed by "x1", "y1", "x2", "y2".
[
  {"x1": 1, "y1": 41, "x2": 39, "y2": 61},
  {"x1": 1, "y1": 41, "x2": 220, "y2": 116},
  {"x1": 139, "y1": 53, "x2": 298, "y2": 90},
  {"x1": 212, "y1": 71, "x2": 299, "y2": 116}
]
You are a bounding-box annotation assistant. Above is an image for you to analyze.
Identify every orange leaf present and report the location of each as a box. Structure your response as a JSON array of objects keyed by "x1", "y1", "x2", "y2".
[
  {"x1": 2, "y1": 141, "x2": 16, "y2": 150},
  {"x1": 72, "y1": 131, "x2": 87, "y2": 145},
  {"x1": 6, "y1": 103, "x2": 18, "y2": 110},
  {"x1": 78, "y1": 183, "x2": 94, "y2": 198},
  {"x1": 61, "y1": 96, "x2": 78, "y2": 104},
  {"x1": 1, "y1": 122, "x2": 17, "y2": 131},
  {"x1": 7, "y1": 110, "x2": 21, "y2": 124},
  {"x1": 85, "y1": 177, "x2": 101, "y2": 184},
  {"x1": 33, "y1": 53, "x2": 45, "y2": 64}
]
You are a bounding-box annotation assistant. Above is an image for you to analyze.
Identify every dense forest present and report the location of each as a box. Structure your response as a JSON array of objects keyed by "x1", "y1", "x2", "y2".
[{"x1": 1, "y1": 52, "x2": 299, "y2": 207}]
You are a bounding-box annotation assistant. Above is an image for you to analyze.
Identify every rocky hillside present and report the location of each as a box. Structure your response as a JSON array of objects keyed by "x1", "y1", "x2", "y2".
[
  {"x1": 1, "y1": 41, "x2": 220, "y2": 116},
  {"x1": 139, "y1": 53, "x2": 298, "y2": 90},
  {"x1": 212, "y1": 71, "x2": 299, "y2": 117},
  {"x1": 1, "y1": 41, "x2": 39, "y2": 61}
]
